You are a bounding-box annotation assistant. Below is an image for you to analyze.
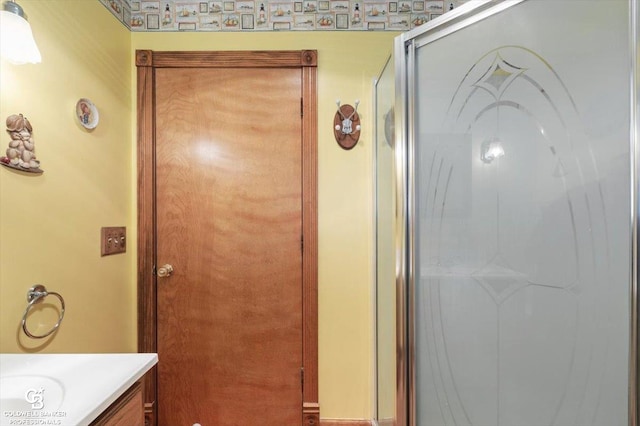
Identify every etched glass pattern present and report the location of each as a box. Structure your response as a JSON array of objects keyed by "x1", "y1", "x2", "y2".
[{"x1": 412, "y1": 1, "x2": 631, "y2": 425}]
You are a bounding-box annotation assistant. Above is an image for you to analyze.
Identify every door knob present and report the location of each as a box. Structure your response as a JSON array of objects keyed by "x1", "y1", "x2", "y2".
[{"x1": 157, "y1": 264, "x2": 174, "y2": 278}]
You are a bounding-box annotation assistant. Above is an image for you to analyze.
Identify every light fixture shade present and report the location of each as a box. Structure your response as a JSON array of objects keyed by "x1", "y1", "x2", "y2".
[{"x1": 0, "y1": 1, "x2": 41, "y2": 64}]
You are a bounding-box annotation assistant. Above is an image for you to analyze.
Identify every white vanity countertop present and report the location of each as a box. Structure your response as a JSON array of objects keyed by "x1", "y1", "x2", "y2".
[{"x1": 0, "y1": 353, "x2": 158, "y2": 426}]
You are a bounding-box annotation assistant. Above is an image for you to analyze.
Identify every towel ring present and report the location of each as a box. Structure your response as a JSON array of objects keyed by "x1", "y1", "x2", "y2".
[{"x1": 21, "y1": 284, "x2": 66, "y2": 339}]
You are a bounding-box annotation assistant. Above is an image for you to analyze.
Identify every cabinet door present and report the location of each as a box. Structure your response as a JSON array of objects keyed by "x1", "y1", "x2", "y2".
[{"x1": 91, "y1": 382, "x2": 144, "y2": 426}]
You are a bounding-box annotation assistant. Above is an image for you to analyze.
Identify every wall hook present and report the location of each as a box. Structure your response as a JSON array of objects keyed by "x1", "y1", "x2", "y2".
[{"x1": 334, "y1": 99, "x2": 361, "y2": 150}]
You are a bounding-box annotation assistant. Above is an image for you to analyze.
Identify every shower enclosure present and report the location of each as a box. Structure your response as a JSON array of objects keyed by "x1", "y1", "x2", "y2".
[
  {"x1": 390, "y1": 0, "x2": 639, "y2": 425},
  {"x1": 374, "y1": 54, "x2": 397, "y2": 426}
]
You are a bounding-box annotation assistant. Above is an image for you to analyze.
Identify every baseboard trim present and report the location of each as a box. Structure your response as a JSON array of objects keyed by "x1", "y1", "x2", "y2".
[{"x1": 320, "y1": 420, "x2": 372, "y2": 426}]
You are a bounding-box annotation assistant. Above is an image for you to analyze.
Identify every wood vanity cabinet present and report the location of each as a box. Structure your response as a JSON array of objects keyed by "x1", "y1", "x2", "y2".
[{"x1": 90, "y1": 381, "x2": 144, "y2": 426}]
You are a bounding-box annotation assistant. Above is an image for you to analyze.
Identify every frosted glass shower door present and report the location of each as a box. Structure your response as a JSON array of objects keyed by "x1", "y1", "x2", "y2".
[
  {"x1": 405, "y1": 1, "x2": 633, "y2": 425},
  {"x1": 374, "y1": 55, "x2": 397, "y2": 426}
]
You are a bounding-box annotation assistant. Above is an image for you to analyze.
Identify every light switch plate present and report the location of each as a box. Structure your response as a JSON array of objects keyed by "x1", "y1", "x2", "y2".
[{"x1": 101, "y1": 226, "x2": 126, "y2": 256}]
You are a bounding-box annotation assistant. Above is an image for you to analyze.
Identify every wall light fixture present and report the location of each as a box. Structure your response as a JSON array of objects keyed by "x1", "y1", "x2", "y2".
[{"x1": 0, "y1": 0, "x2": 41, "y2": 64}]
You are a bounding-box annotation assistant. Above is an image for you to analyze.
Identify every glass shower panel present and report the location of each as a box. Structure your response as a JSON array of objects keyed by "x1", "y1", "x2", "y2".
[
  {"x1": 412, "y1": 1, "x2": 631, "y2": 425},
  {"x1": 374, "y1": 55, "x2": 396, "y2": 426}
]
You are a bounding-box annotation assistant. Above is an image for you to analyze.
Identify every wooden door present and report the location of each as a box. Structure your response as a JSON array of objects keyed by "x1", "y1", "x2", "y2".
[{"x1": 136, "y1": 51, "x2": 319, "y2": 426}]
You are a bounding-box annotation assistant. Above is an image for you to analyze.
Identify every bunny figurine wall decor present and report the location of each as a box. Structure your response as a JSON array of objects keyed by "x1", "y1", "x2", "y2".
[{"x1": 0, "y1": 114, "x2": 43, "y2": 174}]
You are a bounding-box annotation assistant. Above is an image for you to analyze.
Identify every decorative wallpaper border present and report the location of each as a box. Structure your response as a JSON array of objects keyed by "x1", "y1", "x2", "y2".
[{"x1": 99, "y1": 0, "x2": 469, "y2": 32}]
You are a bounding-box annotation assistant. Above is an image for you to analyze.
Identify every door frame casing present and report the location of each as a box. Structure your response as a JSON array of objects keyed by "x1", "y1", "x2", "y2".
[{"x1": 135, "y1": 49, "x2": 319, "y2": 426}]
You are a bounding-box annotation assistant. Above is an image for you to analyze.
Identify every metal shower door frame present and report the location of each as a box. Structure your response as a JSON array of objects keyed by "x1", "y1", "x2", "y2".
[{"x1": 393, "y1": 1, "x2": 639, "y2": 425}]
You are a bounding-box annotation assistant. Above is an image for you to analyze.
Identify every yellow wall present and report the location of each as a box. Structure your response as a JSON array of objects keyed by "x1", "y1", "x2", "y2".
[
  {"x1": 0, "y1": 1, "x2": 134, "y2": 353},
  {"x1": 0, "y1": 1, "x2": 397, "y2": 420}
]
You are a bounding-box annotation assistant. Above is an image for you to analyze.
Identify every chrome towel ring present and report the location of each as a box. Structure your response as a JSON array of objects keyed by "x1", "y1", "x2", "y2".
[{"x1": 21, "y1": 284, "x2": 66, "y2": 339}]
